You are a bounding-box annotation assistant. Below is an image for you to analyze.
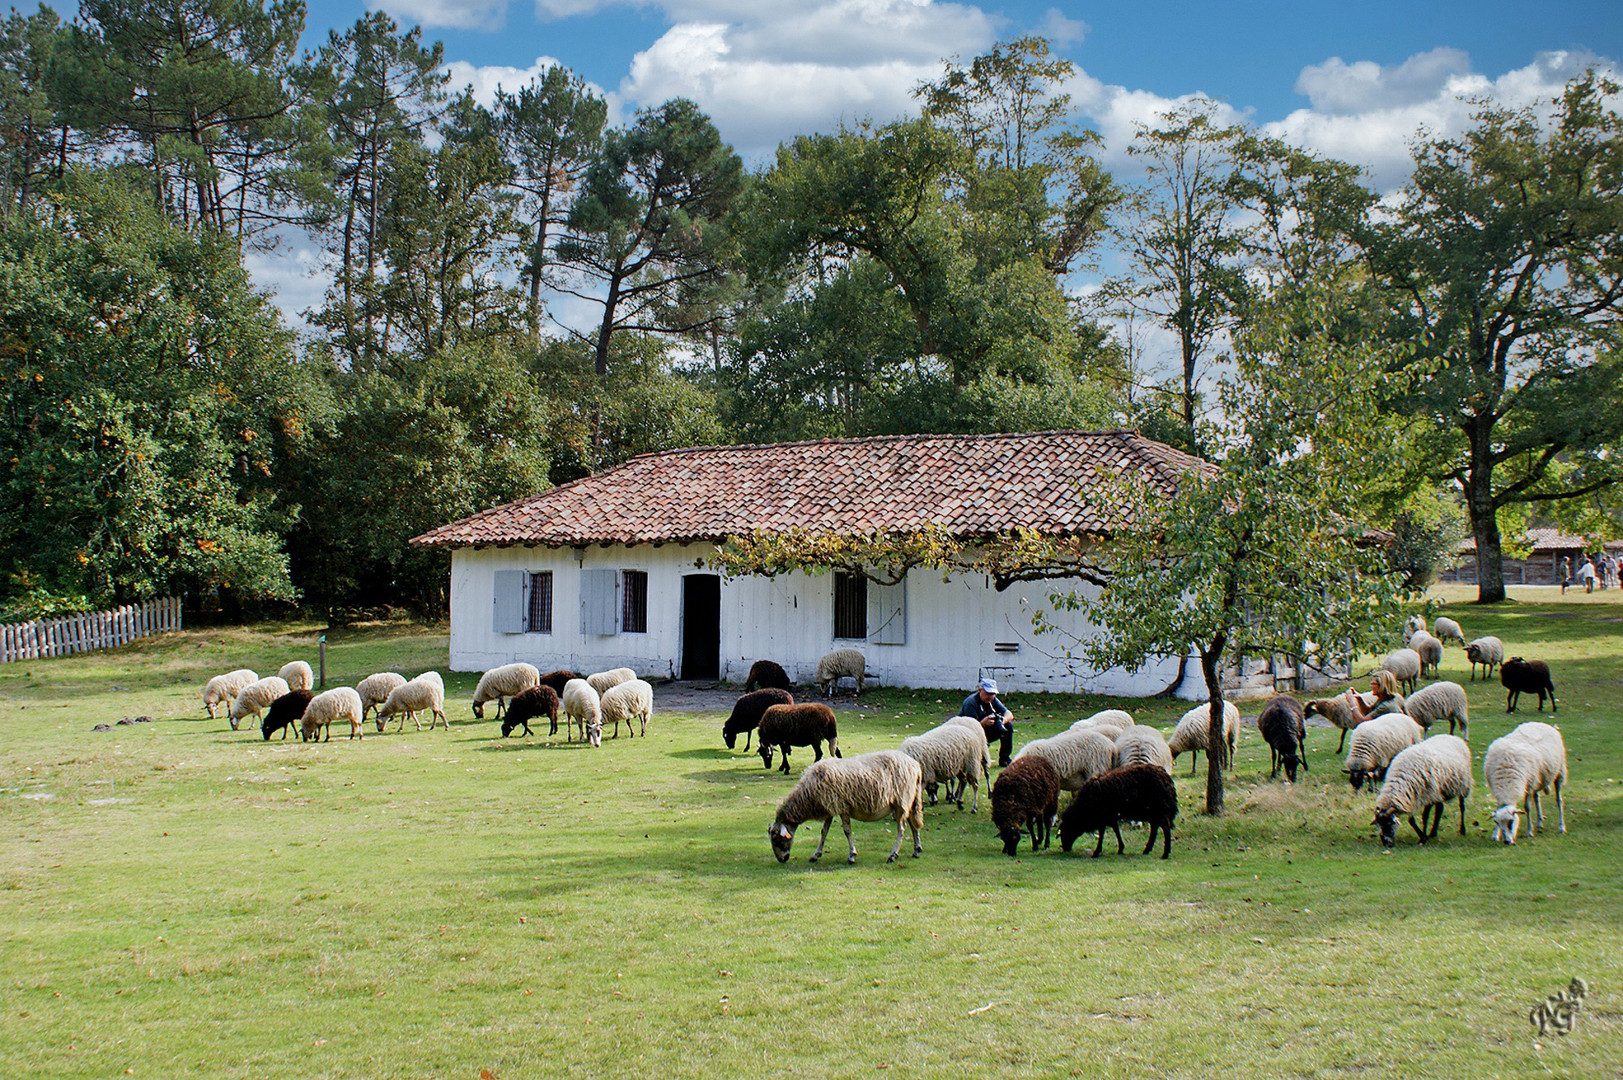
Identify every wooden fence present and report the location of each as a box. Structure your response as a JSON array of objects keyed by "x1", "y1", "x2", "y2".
[{"x1": 1, "y1": 596, "x2": 183, "y2": 663}]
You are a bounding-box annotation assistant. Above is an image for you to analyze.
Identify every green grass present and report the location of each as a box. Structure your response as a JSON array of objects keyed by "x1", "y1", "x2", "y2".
[{"x1": 1, "y1": 601, "x2": 1620, "y2": 1080}]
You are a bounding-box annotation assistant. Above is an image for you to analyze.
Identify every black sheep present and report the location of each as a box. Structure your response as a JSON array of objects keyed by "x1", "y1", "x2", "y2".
[
  {"x1": 743, "y1": 659, "x2": 793, "y2": 693},
  {"x1": 501, "y1": 685, "x2": 561, "y2": 738},
  {"x1": 991, "y1": 755, "x2": 1060, "y2": 856},
  {"x1": 262, "y1": 689, "x2": 313, "y2": 741},
  {"x1": 1257, "y1": 694, "x2": 1308, "y2": 782},
  {"x1": 723, "y1": 688, "x2": 793, "y2": 751},
  {"x1": 1502, "y1": 657, "x2": 1557, "y2": 714},
  {"x1": 537, "y1": 669, "x2": 580, "y2": 697},
  {"x1": 1058, "y1": 764, "x2": 1178, "y2": 859},
  {"x1": 758, "y1": 703, "x2": 841, "y2": 774}
]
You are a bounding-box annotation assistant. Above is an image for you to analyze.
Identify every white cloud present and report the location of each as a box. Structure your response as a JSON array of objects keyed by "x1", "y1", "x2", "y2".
[
  {"x1": 1038, "y1": 8, "x2": 1086, "y2": 48},
  {"x1": 444, "y1": 54, "x2": 586, "y2": 108},
  {"x1": 244, "y1": 242, "x2": 330, "y2": 335},
  {"x1": 1294, "y1": 47, "x2": 1472, "y2": 115},
  {"x1": 372, "y1": 0, "x2": 509, "y2": 32}
]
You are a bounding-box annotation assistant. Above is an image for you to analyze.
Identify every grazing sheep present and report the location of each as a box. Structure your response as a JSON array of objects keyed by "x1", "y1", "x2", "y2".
[
  {"x1": 1344, "y1": 713, "x2": 1425, "y2": 791},
  {"x1": 1257, "y1": 695, "x2": 1308, "y2": 782},
  {"x1": 900, "y1": 722, "x2": 986, "y2": 812},
  {"x1": 1484, "y1": 722, "x2": 1568, "y2": 844},
  {"x1": 1408, "y1": 631, "x2": 1443, "y2": 679},
  {"x1": 768, "y1": 750, "x2": 924, "y2": 864},
  {"x1": 1113, "y1": 726, "x2": 1174, "y2": 774},
  {"x1": 357, "y1": 673, "x2": 408, "y2": 731},
  {"x1": 472, "y1": 662, "x2": 541, "y2": 720},
  {"x1": 1069, "y1": 717, "x2": 1127, "y2": 740},
  {"x1": 1403, "y1": 614, "x2": 1427, "y2": 640},
  {"x1": 723, "y1": 689, "x2": 793, "y2": 751},
  {"x1": 1404, "y1": 681, "x2": 1470, "y2": 739},
  {"x1": 1433, "y1": 617, "x2": 1466, "y2": 647},
  {"x1": 229, "y1": 676, "x2": 291, "y2": 730},
  {"x1": 586, "y1": 667, "x2": 636, "y2": 696},
  {"x1": 1381, "y1": 649, "x2": 1422, "y2": 694},
  {"x1": 1079, "y1": 709, "x2": 1134, "y2": 728},
  {"x1": 1167, "y1": 700, "x2": 1240, "y2": 775},
  {"x1": 500, "y1": 686, "x2": 561, "y2": 738},
  {"x1": 376, "y1": 673, "x2": 447, "y2": 732},
  {"x1": 203, "y1": 669, "x2": 258, "y2": 719},
  {"x1": 300, "y1": 687, "x2": 365, "y2": 742},
  {"x1": 1058, "y1": 764, "x2": 1178, "y2": 859},
  {"x1": 991, "y1": 755, "x2": 1061, "y2": 856},
  {"x1": 536, "y1": 669, "x2": 581, "y2": 696},
  {"x1": 940, "y1": 716, "x2": 992, "y2": 804},
  {"x1": 1464, "y1": 636, "x2": 1504, "y2": 682},
  {"x1": 758, "y1": 703, "x2": 842, "y2": 774},
  {"x1": 1304, "y1": 695, "x2": 1365, "y2": 754},
  {"x1": 562, "y1": 679, "x2": 603, "y2": 747},
  {"x1": 261, "y1": 689, "x2": 313, "y2": 741},
  {"x1": 278, "y1": 661, "x2": 313, "y2": 692},
  {"x1": 744, "y1": 659, "x2": 793, "y2": 693},
  {"x1": 1501, "y1": 657, "x2": 1557, "y2": 714},
  {"x1": 1373, "y1": 735, "x2": 1473, "y2": 848},
  {"x1": 600, "y1": 678, "x2": 654, "y2": 739},
  {"x1": 1014, "y1": 729, "x2": 1117, "y2": 793},
  {"x1": 814, "y1": 648, "x2": 869, "y2": 697}
]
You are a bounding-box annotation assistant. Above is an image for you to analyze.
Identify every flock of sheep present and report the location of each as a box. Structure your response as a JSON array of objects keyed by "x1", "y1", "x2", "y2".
[{"x1": 203, "y1": 628, "x2": 1569, "y2": 863}]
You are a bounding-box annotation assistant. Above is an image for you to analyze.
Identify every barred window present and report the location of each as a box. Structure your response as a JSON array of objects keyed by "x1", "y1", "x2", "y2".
[
  {"x1": 621, "y1": 570, "x2": 648, "y2": 634},
  {"x1": 527, "y1": 571, "x2": 553, "y2": 634},
  {"x1": 833, "y1": 572, "x2": 867, "y2": 640}
]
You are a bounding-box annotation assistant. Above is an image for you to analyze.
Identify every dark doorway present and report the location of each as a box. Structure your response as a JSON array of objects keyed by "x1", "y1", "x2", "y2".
[{"x1": 680, "y1": 574, "x2": 721, "y2": 680}]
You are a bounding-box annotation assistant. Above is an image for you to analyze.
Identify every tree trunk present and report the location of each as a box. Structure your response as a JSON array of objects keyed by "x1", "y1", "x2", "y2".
[
  {"x1": 1200, "y1": 647, "x2": 1225, "y2": 816},
  {"x1": 1465, "y1": 415, "x2": 1507, "y2": 603}
]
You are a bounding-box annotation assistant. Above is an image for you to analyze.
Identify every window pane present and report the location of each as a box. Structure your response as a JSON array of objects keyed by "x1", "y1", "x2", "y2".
[
  {"x1": 833, "y1": 572, "x2": 867, "y2": 639},
  {"x1": 622, "y1": 570, "x2": 648, "y2": 634},
  {"x1": 527, "y1": 571, "x2": 553, "y2": 634}
]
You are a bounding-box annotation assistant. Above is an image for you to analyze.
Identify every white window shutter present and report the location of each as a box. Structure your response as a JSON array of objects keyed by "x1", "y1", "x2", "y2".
[
  {"x1": 868, "y1": 578, "x2": 906, "y2": 645},
  {"x1": 580, "y1": 569, "x2": 620, "y2": 635},
  {"x1": 492, "y1": 570, "x2": 524, "y2": 634}
]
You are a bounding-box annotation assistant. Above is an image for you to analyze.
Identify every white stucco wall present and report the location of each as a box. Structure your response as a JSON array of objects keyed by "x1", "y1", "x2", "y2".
[{"x1": 447, "y1": 544, "x2": 1199, "y2": 699}]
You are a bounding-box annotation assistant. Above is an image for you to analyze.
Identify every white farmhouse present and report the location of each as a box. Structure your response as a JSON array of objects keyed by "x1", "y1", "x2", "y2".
[{"x1": 412, "y1": 429, "x2": 1217, "y2": 697}]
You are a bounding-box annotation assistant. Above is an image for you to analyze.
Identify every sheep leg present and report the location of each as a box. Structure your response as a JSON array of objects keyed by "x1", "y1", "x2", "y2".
[
  {"x1": 1336, "y1": 729, "x2": 1347, "y2": 754},
  {"x1": 1188, "y1": 750, "x2": 1199, "y2": 777},
  {"x1": 811, "y1": 741, "x2": 823, "y2": 762},
  {"x1": 1143, "y1": 823, "x2": 1159, "y2": 856},
  {"x1": 640, "y1": 715, "x2": 647, "y2": 737},
  {"x1": 843, "y1": 817, "x2": 860, "y2": 864},
  {"x1": 742, "y1": 730, "x2": 752, "y2": 752},
  {"x1": 1409, "y1": 811, "x2": 1428, "y2": 843},
  {"x1": 1112, "y1": 823, "x2": 1126, "y2": 855},
  {"x1": 1456, "y1": 796, "x2": 1467, "y2": 836},
  {"x1": 779, "y1": 749, "x2": 791, "y2": 775},
  {"x1": 809, "y1": 817, "x2": 832, "y2": 863},
  {"x1": 1091, "y1": 829, "x2": 1106, "y2": 858},
  {"x1": 1554, "y1": 778, "x2": 1566, "y2": 834},
  {"x1": 885, "y1": 815, "x2": 905, "y2": 864}
]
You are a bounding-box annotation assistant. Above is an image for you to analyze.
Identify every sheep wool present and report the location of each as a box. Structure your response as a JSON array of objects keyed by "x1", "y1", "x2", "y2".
[
  {"x1": 1501, "y1": 657, "x2": 1557, "y2": 714},
  {"x1": 229, "y1": 676, "x2": 291, "y2": 730},
  {"x1": 278, "y1": 661, "x2": 314, "y2": 692},
  {"x1": 1373, "y1": 735, "x2": 1473, "y2": 848},
  {"x1": 991, "y1": 755, "x2": 1061, "y2": 856},
  {"x1": 586, "y1": 667, "x2": 636, "y2": 696},
  {"x1": 1484, "y1": 722, "x2": 1567, "y2": 844},
  {"x1": 376, "y1": 674, "x2": 447, "y2": 732},
  {"x1": 1304, "y1": 696, "x2": 1362, "y2": 754},
  {"x1": 769, "y1": 750, "x2": 924, "y2": 864},
  {"x1": 261, "y1": 689, "x2": 313, "y2": 741},
  {"x1": 723, "y1": 689, "x2": 793, "y2": 751},
  {"x1": 1408, "y1": 632, "x2": 1443, "y2": 678},
  {"x1": 1464, "y1": 636, "x2": 1504, "y2": 682},
  {"x1": 743, "y1": 659, "x2": 793, "y2": 693},
  {"x1": 1403, "y1": 681, "x2": 1470, "y2": 739},
  {"x1": 1433, "y1": 617, "x2": 1466, "y2": 647},
  {"x1": 1381, "y1": 649, "x2": 1423, "y2": 694},
  {"x1": 758, "y1": 703, "x2": 841, "y2": 774},
  {"x1": 562, "y1": 679, "x2": 603, "y2": 747},
  {"x1": 600, "y1": 678, "x2": 654, "y2": 739},
  {"x1": 1167, "y1": 700, "x2": 1240, "y2": 775},
  {"x1": 1014, "y1": 729, "x2": 1117, "y2": 792},
  {"x1": 203, "y1": 669, "x2": 258, "y2": 720},
  {"x1": 900, "y1": 722, "x2": 987, "y2": 812},
  {"x1": 814, "y1": 649, "x2": 869, "y2": 696},
  {"x1": 1403, "y1": 614, "x2": 1427, "y2": 640},
  {"x1": 1058, "y1": 764, "x2": 1178, "y2": 859},
  {"x1": 938, "y1": 716, "x2": 993, "y2": 805},
  {"x1": 1113, "y1": 726, "x2": 1174, "y2": 774},
  {"x1": 501, "y1": 686, "x2": 561, "y2": 738},
  {"x1": 1256, "y1": 695, "x2": 1308, "y2": 782},
  {"x1": 472, "y1": 663, "x2": 541, "y2": 719},
  {"x1": 1343, "y1": 713, "x2": 1424, "y2": 790},
  {"x1": 357, "y1": 672, "x2": 408, "y2": 731},
  {"x1": 1080, "y1": 709, "x2": 1134, "y2": 728},
  {"x1": 1069, "y1": 717, "x2": 1126, "y2": 741},
  {"x1": 301, "y1": 687, "x2": 365, "y2": 742}
]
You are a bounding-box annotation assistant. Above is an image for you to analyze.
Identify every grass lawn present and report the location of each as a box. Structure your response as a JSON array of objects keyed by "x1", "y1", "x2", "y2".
[{"x1": 1, "y1": 593, "x2": 1619, "y2": 1079}]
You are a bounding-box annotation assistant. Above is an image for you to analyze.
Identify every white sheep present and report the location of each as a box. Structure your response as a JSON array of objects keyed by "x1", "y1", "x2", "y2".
[
  {"x1": 1432, "y1": 617, "x2": 1466, "y2": 647},
  {"x1": 300, "y1": 687, "x2": 365, "y2": 742},
  {"x1": 1464, "y1": 636, "x2": 1504, "y2": 682},
  {"x1": 1167, "y1": 700, "x2": 1240, "y2": 775},
  {"x1": 376, "y1": 673, "x2": 447, "y2": 732},
  {"x1": 229, "y1": 676, "x2": 290, "y2": 730},
  {"x1": 1403, "y1": 680, "x2": 1470, "y2": 739},
  {"x1": 1080, "y1": 709, "x2": 1134, "y2": 728},
  {"x1": 768, "y1": 750, "x2": 924, "y2": 864},
  {"x1": 357, "y1": 672, "x2": 408, "y2": 731},
  {"x1": 202, "y1": 668, "x2": 257, "y2": 720},
  {"x1": 900, "y1": 722, "x2": 987, "y2": 812},
  {"x1": 1403, "y1": 614, "x2": 1427, "y2": 640},
  {"x1": 1381, "y1": 648, "x2": 1422, "y2": 694},
  {"x1": 600, "y1": 678, "x2": 653, "y2": 739},
  {"x1": 1343, "y1": 713, "x2": 1425, "y2": 790},
  {"x1": 1408, "y1": 631, "x2": 1443, "y2": 679},
  {"x1": 814, "y1": 648, "x2": 869, "y2": 696},
  {"x1": 562, "y1": 678, "x2": 603, "y2": 747},
  {"x1": 1304, "y1": 695, "x2": 1363, "y2": 754},
  {"x1": 278, "y1": 660, "x2": 313, "y2": 692},
  {"x1": 472, "y1": 662, "x2": 541, "y2": 719},
  {"x1": 942, "y1": 716, "x2": 992, "y2": 804},
  {"x1": 1013, "y1": 729, "x2": 1117, "y2": 793},
  {"x1": 586, "y1": 667, "x2": 636, "y2": 696},
  {"x1": 1373, "y1": 734, "x2": 1473, "y2": 847},
  {"x1": 1070, "y1": 719, "x2": 1126, "y2": 741},
  {"x1": 1114, "y1": 725, "x2": 1174, "y2": 773},
  {"x1": 1484, "y1": 722, "x2": 1567, "y2": 844}
]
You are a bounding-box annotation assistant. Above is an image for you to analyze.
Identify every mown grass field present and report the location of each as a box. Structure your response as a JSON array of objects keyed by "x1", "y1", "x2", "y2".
[{"x1": 2, "y1": 589, "x2": 1620, "y2": 1079}]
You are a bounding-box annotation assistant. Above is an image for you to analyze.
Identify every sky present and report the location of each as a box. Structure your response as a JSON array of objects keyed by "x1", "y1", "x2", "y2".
[{"x1": 253, "y1": 0, "x2": 1622, "y2": 330}]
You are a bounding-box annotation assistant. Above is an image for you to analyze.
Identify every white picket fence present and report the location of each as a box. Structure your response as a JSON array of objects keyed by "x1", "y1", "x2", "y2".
[{"x1": 0, "y1": 596, "x2": 183, "y2": 663}]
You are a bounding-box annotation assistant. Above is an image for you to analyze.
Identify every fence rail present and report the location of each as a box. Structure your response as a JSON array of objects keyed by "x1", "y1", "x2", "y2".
[{"x1": 1, "y1": 597, "x2": 183, "y2": 663}]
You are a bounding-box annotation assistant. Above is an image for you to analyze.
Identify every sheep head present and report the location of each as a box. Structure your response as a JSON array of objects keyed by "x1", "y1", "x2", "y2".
[
  {"x1": 768, "y1": 821, "x2": 796, "y2": 863},
  {"x1": 1490, "y1": 805, "x2": 1522, "y2": 844},
  {"x1": 1374, "y1": 809, "x2": 1399, "y2": 848}
]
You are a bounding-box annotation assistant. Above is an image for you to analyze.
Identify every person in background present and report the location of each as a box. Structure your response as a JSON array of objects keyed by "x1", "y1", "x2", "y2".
[
  {"x1": 1344, "y1": 669, "x2": 1406, "y2": 725},
  {"x1": 961, "y1": 676, "x2": 1015, "y2": 768},
  {"x1": 1559, "y1": 555, "x2": 1571, "y2": 594}
]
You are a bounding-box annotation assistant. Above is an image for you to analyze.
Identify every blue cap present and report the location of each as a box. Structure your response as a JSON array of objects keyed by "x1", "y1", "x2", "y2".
[{"x1": 978, "y1": 677, "x2": 997, "y2": 694}]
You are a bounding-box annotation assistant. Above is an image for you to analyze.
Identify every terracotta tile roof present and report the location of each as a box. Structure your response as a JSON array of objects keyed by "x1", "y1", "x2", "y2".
[
  {"x1": 1455, "y1": 527, "x2": 1593, "y2": 553},
  {"x1": 411, "y1": 429, "x2": 1215, "y2": 550}
]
